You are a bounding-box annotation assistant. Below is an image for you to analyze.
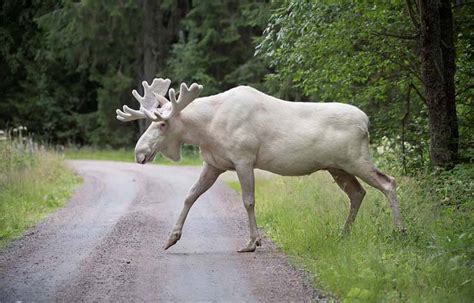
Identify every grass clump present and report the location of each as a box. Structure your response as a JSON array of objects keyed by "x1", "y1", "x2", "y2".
[
  {"x1": 64, "y1": 146, "x2": 202, "y2": 165},
  {"x1": 230, "y1": 164, "x2": 473, "y2": 302},
  {"x1": 0, "y1": 142, "x2": 80, "y2": 245}
]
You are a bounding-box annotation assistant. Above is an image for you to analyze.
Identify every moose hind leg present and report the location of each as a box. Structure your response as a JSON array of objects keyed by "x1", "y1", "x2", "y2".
[
  {"x1": 328, "y1": 168, "x2": 366, "y2": 234},
  {"x1": 351, "y1": 163, "x2": 404, "y2": 230}
]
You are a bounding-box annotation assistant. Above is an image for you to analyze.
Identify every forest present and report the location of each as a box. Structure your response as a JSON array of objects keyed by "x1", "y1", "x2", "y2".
[{"x1": 1, "y1": 0, "x2": 472, "y2": 171}]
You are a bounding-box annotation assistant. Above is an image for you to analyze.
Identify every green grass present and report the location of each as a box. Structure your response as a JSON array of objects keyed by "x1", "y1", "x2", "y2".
[
  {"x1": 0, "y1": 143, "x2": 81, "y2": 245},
  {"x1": 64, "y1": 146, "x2": 202, "y2": 165},
  {"x1": 228, "y1": 165, "x2": 474, "y2": 302},
  {"x1": 65, "y1": 147, "x2": 135, "y2": 162}
]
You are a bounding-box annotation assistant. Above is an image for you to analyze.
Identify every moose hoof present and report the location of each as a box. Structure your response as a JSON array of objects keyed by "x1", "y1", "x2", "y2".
[
  {"x1": 238, "y1": 238, "x2": 261, "y2": 253},
  {"x1": 163, "y1": 232, "x2": 181, "y2": 250}
]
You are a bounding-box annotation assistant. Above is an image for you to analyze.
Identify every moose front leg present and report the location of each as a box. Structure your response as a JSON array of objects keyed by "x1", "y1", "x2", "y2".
[
  {"x1": 235, "y1": 163, "x2": 261, "y2": 253},
  {"x1": 164, "y1": 162, "x2": 224, "y2": 250}
]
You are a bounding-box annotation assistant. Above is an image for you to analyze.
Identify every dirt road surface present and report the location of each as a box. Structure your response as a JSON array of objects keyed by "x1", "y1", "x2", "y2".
[{"x1": 0, "y1": 160, "x2": 323, "y2": 302}]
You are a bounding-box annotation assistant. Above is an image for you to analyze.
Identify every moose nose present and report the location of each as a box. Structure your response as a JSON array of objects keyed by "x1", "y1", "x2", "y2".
[
  {"x1": 135, "y1": 153, "x2": 147, "y2": 164},
  {"x1": 135, "y1": 146, "x2": 150, "y2": 164},
  {"x1": 135, "y1": 141, "x2": 152, "y2": 164}
]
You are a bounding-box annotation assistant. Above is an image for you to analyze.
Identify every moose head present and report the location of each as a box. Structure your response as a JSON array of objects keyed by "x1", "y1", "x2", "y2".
[{"x1": 116, "y1": 78, "x2": 203, "y2": 164}]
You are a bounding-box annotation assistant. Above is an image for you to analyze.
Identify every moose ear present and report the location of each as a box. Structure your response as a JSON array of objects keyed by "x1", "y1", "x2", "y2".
[{"x1": 158, "y1": 121, "x2": 168, "y2": 132}]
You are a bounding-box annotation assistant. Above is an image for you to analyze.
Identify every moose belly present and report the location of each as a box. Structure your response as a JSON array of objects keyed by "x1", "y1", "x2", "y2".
[
  {"x1": 254, "y1": 135, "x2": 354, "y2": 176},
  {"x1": 256, "y1": 161, "x2": 324, "y2": 176},
  {"x1": 255, "y1": 153, "x2": 328, "y2": 176}
]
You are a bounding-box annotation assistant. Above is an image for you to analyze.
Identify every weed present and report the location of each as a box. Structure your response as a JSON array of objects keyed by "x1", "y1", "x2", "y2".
[{"x1": 0, "y1": 142, "x2": 80, "y2": 245}]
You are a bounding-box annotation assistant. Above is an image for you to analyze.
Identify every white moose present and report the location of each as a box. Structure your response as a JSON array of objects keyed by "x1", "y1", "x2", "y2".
[{"x1": 116, "y1": 78, "x2": 404, "y2": 252}]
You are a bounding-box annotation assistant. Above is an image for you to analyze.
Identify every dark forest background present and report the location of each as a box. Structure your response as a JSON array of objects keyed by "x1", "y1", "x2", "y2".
[{"x1": 1, "y1": 0, "x2": 473, "y2": 170}]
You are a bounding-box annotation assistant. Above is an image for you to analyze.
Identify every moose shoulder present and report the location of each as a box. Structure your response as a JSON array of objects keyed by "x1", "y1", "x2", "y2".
[{"x1": 116, "y1": 78, "x2": 404, "y2": 252}]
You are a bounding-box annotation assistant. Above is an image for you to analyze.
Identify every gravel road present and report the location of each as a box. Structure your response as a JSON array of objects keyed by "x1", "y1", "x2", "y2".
[{"x1": 0, "y1": 160, "x2": 323, "y2": 302}]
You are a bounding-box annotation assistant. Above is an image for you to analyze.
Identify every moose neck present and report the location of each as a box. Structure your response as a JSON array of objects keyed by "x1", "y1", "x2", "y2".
[{"x1": 176, "y1": 96, "x2": 215, "y2": 147}]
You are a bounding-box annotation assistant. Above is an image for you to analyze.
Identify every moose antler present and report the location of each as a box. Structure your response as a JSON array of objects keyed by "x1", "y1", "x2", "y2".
[
  {"x1": 116, "y1": 78, "x2": 203, "y2": 122},
  {"x1": 157, "y1": 83, "x2": 203, "y2": 120},
  {"x1": 116, "y1": 78, "x2": 171, "y2": 122}
]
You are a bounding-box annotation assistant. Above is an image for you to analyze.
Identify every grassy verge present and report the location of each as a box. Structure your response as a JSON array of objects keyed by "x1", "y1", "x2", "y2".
[
  {"x1": 0, "y1": 143, "x2": 80, "y2": 245},
  {"x1": 64, "y1": 146, "x2": 202, "y2": 165},
  {"x1": 228, "y1": 164, "x2": 473, "y2": 302}
]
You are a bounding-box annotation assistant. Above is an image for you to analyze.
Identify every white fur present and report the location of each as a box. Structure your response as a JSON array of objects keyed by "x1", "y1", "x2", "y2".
[
  {"x1": 120, "y1": 82, "x2": 404, "y2": 252},
  {"x1": 137, "y1": 86, "x2": 370, "y2": 172}
]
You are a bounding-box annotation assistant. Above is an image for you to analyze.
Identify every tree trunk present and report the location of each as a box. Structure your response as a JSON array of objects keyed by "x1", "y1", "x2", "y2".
[
  {"x1": 419, "y1": 0, "x2": 459, "y2": 169},
  {"x1": 137, "y1": 0, "x2": 188, "y2": 134},
  {"x1": 138, "y1": 0, "x2": 158, "y2": 134}
]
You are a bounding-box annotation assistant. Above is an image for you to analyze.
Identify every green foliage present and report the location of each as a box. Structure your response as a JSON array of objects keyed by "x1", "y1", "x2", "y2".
[
  {"x1": 258, "y1": 1, "x2": 425, "y2": 156},
  {"x1": 35, "y1": 0, "x2": 141, "y2": 146},
  {"x1": 258, "y1": 0, "x2": 473, "y2": 170},
  {"x1": 0, "y1": 1, "x2": 141, "y2": 145},
  {"x1": 247, "y1": 160, "x2": 473, "y2": 301},
  {"x1": 1, "y1": 1, "x2": 272, "y2": 147},
  {"x1": 454, "y1": 5, "x2": 474, "y2": 161},
  {"x1": 0, "y1": 0, "x2": 75, "y2": 142},
  {"x1": 88, "y1": 71, "x2": 135, "y2": 146},
  {"x1": 0, "y1": 142, "x2": 80, "y2": 244},
  {"x1": 64, "y1": 146, "x2": 135, "y2": 162},
  {"x1": 166, "y1": 1, "x2": 272, "y2": 94}
]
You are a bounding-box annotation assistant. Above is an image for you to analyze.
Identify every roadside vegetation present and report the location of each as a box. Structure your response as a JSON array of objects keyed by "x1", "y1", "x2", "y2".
[
  {"x1": 64, "y1": 147, "x2": 134, "y2": 162},
  {"x1": 229, "y1": 154, "x2": 473, "y2": 302},
  {"x1": 0, "y1": 141, "x2": 80, "y2": 245}
]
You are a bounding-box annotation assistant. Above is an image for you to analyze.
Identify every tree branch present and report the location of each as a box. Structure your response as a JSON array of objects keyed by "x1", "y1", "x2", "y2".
[
  {"x1": 409, "y1": 82, "x2": 427, "y2": 105},
  {"x1": 383, "y1": 54, "x2": 423, "y2": 83},
  {"x1": 406, "y1": 0, "x2": 421, "y2": 29},
  {"x1": 401, "y1": 84, "x2": 412, "y2": 174},
  {"x1": 372, "y1": 30, "x2": 419, "y2": 40}
]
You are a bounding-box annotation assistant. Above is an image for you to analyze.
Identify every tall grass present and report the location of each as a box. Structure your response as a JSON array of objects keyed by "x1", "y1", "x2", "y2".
[
  {"x1": 229, "y1": 163, "x2": 473, "y2": 301},
  {"x1": 0, "y1": 142, "x2": 80, "y2": 244}
]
